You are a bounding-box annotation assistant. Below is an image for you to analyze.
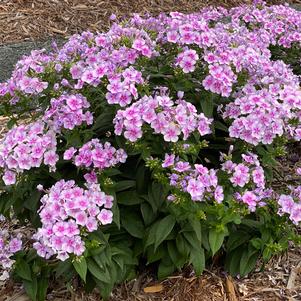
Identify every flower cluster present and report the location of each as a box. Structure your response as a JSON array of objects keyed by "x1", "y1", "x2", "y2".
[
  {"x1": 229, "y1": 1, "x2": 301, "y2": 48},
  {"x1": 221, "y1": 152, "x2": 272, "y2": 211},
  {"x1": 161, "y1": 3, "x2": 301, "y2": 144},
  {"x1": 176, "y1": 49, "x2": 199, "y2": 73},
  {"x1": 33, "y1": 180, "x2": 114, "y2": 261},
  {"x1": 0, "y1": 2, "x2": 300, "y2": 147},
  {"x1": 105, "y1": 67, "x2": 144, "y2": 107},
  {"x1": 278, "y1": 186, "x2": 301, "y2": 225},
  {"x1": 114, "y1": 92, "x2": 212, "y2": 142},
  {"x1": 0, "y1": 49, "x2": 52, "y2": 104},
  {"x1": 0, "y1": 220, "x2": 22, "y2": 281},
  {"x1": 0, "y1": 1, "x2": 300, "y2": 276},
  {"x1": 203, "y1": 64, "x2": 237, "y2": 97},
  {"x1": 64, "y1": 139, "x2": 127, "y2": 170},
  {"x1": 54, "y1": 29, "x2": 155, "y2": 106},
  {"x1": 162, "y1": 154, "x2": 224, "y2": 203},
  {"x1": 16, "y1": 76, "x2": 48, "y2": 96},
  {"x1": 43, "y1": 93, "x2": 93, "y2": 131},
  {"x1": 224, "y1": 74, "x2": 301, "y2": 145},
  {"x1": 0, "y1": 121, "x2": 57, "y2": 185}
]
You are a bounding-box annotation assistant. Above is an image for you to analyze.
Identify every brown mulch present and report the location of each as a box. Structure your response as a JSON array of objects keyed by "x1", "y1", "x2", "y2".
[
  {"x1": 1, "y1": 248, "x2": 301, "y2": 301},
  {"x1": 108, "y1": 249, "x2": 301, "y2": 301},
  {"x1": 0, "y1": 0, "x2": 296, "y2": 45}
]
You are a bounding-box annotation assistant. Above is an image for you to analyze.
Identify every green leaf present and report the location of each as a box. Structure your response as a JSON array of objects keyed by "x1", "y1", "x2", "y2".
[
  {"x1": 113, "y1": 255, "x2": 124, "y2": 270},
  {"x1": 183, "y1": 231, "x2": 201, "y2": 250},
  {"x1": 37, "y1": 277, "x2": 48, "y2": 301},
  {"x1": 201, "y1": 95, "x2": 214, "y2": 117},
  {"x1": 209, "y1": 228, "x2": 226, "y2": 256},
  {"x1": 148, "y1": 183, "x2": 165, "y2": 211},
  {"x1": 121, "y1": 209, "x2": 144, "y2": 238},
  {"x1": 108, "y1": 261, "x2": 118, "y2": 284},
  {"x1": 117, "y1": 191, "x2": 143, "y2": 206},
  {"x1": 95, "y1": 279, "x2": 114, "y2": 301},
  {"x1": 114, "y1": 180, "x2": 136, "y2": 192},
  {"x1": 241, "y1": 219, "x2": 262, "y2": 228},
  {"x1": 104, "y1": 168, "x2": 121, "y2": 177},
  {"x1": 222, "y1": 211, "x2": 242, "y2": 224},
  {"x1": 111, "y1": 199, "x2": 120, "y2": 229},
  {"x1": 55, "y1": 259, "x2": 73, "y2": 278},
  {"x1": 87, "y1": 258, "x2": 111, "y2": 284},
  {"x1": 167, "y1": 241, "x2": 185, "y2": 270},
  {"x1": 172, "y1": 78, "x2": 194, "y2": 92},
  {"x1": 66, "y1": 130, "x2": 82, "y2": 147},
  {"x1": 146, "y1": 245, "x2": 165, "y2": 264},
  {"x1": 250, "y1": 238, "x2": 263, "y2": 250},
  {"x1": 112, "y1": 247, "x2": 137, "y2": 266},
  {"x1": 176, "y1": 234, "x2": 189, "y2": 257},
  {"x1": 214, "y1": 121, "x2": 229, "y2": 132},
  {"x1": 94, "y1": 247, "x2": 112, "y2": 267},
  {"x1": 190, "y1": 248, "x2": 205, "y2": 276},
  {"x1": 85, "y1": 273, "x2": 97, "y2": 293},
  {"x1": 154, "y1": 215, "x2": 176, "y2": 250},
  {"x1": 158, "y1": 260, "x2": 175, "y2": 280},
  {"x1": 141, "y1": 202, "x2": 156, "y2": 226},
  {"x1": 263, "y1": 247, "x2": 272, "y2": 262},
  {"x1": 145, "y1": 222, "x2": 159, "y2": 248},
  {"x1": 73, "y1": 257, "x2": 87, "y2": 282},
  {"x1": 92, "y1": 111, "x2": 114, "y2": 132},
  {"x1": 201, "y1": 228, "x2": 210, "y2": 251},
  {"x1": 7, "y1": 118, "x2": 16, "y2": 129},
  {"x1": 24, "y1": 190, "x2": 41, "y2": 212},
  {"x1": 226, "y1": 231, "x2": 250, "y2": 252},
  {"x1": 261, "y1": 228, "x2": 272, "y2": 244},
  {"x1": 225, "y1": 247, "x2": 244, "y2": 276},
  {"x1": 136, "y1": 164, "x2": 147, "y2": 194},
  {"x1": 23, "y1": 278, "x2": 37, "y2": 301},
  {"x1": 16, "y1": 259, "x2": 32, "y2": 281},
  {"x1": 239, "y1": 247, "x2": 259, "y2": 277},
  {"x1": 189, "y1": 219, "x2": 202, "y2": 242}
]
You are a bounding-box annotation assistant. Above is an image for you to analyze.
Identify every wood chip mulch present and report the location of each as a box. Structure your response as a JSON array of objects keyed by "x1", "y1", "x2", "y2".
[
  {"x1": 1, "y1": 249, "x2": 301, "y2": 301},
  {"x1": 0, "y1": 0, "x2": 295, "y2": 45}
]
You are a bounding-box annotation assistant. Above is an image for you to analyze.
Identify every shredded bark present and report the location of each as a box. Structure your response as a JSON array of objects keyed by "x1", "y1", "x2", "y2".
[{"x1": 0, "y1": 0, "x2": 295, "y2": 45}]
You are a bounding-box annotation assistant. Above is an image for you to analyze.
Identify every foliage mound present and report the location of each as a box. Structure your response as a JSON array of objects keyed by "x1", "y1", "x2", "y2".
[{"x1": 0, "y1": 1, "x2": 301, "y2": 300}]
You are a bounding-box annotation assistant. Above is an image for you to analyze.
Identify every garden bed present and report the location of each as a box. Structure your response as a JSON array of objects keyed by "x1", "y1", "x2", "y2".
[
  {"x1": 0, "y1": 0, "x2": 294, "y2": 44},
  {"x1": 0, "y1": 1, "x2": 301, "y2": 301},
  {"x1": 1, "y1": 249, "x2": 301, "y2": 300}
]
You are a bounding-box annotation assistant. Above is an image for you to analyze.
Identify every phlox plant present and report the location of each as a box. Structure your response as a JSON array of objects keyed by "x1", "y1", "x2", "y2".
[{"x1": 0, "y1": 1, "x2": 301, "y2": 300}]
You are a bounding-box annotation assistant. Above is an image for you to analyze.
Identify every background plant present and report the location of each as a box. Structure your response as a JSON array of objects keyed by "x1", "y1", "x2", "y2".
[{"x1": 0, "y1": 1, "x2": 300, "y2": 300}]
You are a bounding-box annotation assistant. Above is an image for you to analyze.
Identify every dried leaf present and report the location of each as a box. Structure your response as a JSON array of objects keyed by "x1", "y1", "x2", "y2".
[
  {"x1": 143, "y1": 284, "x2": 163, "y2": 293},
  {"x1": 225, "y1": 276, "x2": 238, "y2": 301}
]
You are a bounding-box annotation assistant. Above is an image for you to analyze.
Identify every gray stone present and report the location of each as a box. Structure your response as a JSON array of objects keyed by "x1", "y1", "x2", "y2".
[
  {"x1": 290, "y1": 4, "x2": 301, "y2": 11},
  {"x1": 0, "y1": 39, "x2": 65, "y2": 82}
]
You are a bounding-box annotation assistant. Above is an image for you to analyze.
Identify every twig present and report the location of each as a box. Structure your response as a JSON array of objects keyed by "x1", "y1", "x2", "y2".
[{"x1": 287, "y1": 261, "x2": 301, "y2": 290}]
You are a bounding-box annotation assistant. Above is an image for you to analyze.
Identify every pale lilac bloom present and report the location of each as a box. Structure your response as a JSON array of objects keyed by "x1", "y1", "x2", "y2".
[
  {"x1": 2, "y1": 170, "x2": 16, "y2": 185},
  {"x1": 33, "y1": 180, "x2": 114, "y2": 260},
  {"x1": 162, "y1": 154, "x2": 175, "y2": 168},
  {"x1": 97, "y1": 209, "x2": 113, "y2": 225}
]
